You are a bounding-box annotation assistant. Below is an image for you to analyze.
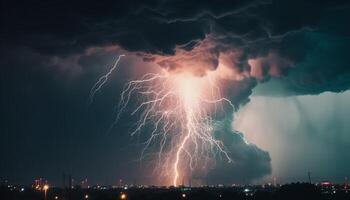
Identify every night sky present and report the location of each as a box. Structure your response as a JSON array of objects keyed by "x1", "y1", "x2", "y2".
[{"x1": 1, "y1": 0, "x2": 350, "y2": 186}]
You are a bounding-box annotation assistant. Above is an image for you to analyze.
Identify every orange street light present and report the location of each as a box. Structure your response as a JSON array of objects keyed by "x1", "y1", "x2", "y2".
[
  {"x1": 43, "y1": 184, "x2": 49, "y2": 200},
  {"x1": 120, "y1": 192, "x2": 127, "y2": 200}
]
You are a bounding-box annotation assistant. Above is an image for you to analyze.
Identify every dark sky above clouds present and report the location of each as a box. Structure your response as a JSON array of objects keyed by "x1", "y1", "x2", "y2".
[{"x1": 1, "y1": 0, "x2": 350, "y2": 185}]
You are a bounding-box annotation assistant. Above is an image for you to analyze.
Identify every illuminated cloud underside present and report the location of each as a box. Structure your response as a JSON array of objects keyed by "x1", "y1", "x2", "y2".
[{"x1": 92, "y1": 55, "x2": 242, "y2": 185}]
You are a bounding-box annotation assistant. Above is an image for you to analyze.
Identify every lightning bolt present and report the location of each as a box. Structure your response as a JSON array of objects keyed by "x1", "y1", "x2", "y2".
[
  {"x1": 88, "y1": 54, "x2": 125, "y2": 105},
  {"x1": 91, "y1": 57, "x2": 235, "y2": 186},
  {"x1": 173, "y1": 89, "x2": 194, "y2": 186}
]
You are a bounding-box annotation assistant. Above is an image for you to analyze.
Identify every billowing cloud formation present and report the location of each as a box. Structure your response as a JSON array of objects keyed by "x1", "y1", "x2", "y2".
[
  {"x1": 3, "y1": 0, "x2": 349, "y2": 93},
  {"x1": 208, "y1": 121, "x2": 271, "y2": 184}
]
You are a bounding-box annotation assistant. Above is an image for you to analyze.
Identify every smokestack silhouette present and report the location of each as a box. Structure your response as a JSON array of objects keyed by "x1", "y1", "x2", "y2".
[{"x1": 308, "y1": 171, "x2": 312, "y2": 184}]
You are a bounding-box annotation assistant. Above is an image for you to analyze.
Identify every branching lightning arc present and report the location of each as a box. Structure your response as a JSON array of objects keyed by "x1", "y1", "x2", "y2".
[
  {"x1": 89, "y1": 54, "x2": 125, "y2": 105},
  {"x1": 90, "y1": 55, "x2": 235, "y2": 186}
]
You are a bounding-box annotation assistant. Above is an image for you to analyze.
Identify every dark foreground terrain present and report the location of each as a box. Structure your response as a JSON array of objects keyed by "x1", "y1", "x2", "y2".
[{"x1": 1, "y1": 183, "x2": 349, "y2": 200}]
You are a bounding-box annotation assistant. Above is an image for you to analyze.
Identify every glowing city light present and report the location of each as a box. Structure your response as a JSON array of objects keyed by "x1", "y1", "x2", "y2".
[
  {"x1": 43, "y1": 184, "x2": 49, "y2": 200},
  {"x1": 120, "y1": 193, "x2": 127, "y2": 200},
  {"x1": 43, "y1": 184, "x2": 49, "y2": 190}
]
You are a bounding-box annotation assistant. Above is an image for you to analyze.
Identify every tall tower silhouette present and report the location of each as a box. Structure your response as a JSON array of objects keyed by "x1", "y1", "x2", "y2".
[{"x1": 308, "y1": 171, "x2": 312, "y2": 184}]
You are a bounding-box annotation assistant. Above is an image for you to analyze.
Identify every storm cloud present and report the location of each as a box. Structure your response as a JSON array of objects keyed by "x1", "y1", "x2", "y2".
[
  {"x1": 2, "y1": 0, "x2": 349, "y2": 94},
  {"x1": 1, "y1": 0, "x2": 350, "y2": 185},
  {"x1": 207, "y1": 120, "x2": 271, "y2": 184}
]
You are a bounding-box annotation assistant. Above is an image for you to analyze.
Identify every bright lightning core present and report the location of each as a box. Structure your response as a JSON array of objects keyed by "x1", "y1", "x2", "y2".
[{"x1": 92, "y1": 56, "x2": 235, "y2": 186}]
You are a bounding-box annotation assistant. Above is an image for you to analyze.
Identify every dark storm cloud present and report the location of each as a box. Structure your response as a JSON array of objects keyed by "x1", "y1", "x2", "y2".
[
  {"x1": 1, "y1": 0, "x2": 347, "y2": 53},
  {"x1": 1, "y1": 0, "x2": 208, "y2": 55},
  {"x1": 2, "y1": 0, "x2": 350, "y2": 94},
  {"x1": 253, "y1": 31, "x2": 350, "y2": 95},
  {"x1": 208, "y1": 121, "x2": 271, "y2": 184}
]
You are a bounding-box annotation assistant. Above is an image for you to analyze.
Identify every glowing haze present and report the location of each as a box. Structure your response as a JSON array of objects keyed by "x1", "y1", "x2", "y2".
[
  {"x1": 91, "y1": 53, "x2": 241, "y2": 186},
  {"x1": 89, "y1": 34, "x2": 292, "y2": 185}
]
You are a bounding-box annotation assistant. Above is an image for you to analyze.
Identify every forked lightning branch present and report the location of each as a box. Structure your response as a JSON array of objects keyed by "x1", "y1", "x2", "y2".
[{"x1": 90, "y1": 55, "x2": 234, "y2": 186}]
